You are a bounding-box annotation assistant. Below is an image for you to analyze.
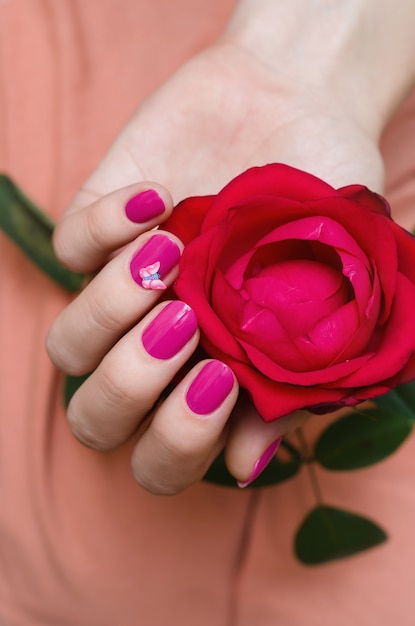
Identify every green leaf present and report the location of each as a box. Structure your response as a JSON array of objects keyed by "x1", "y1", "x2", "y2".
[
  {"x1": 314, "y1": 409, "x2": 412, "y2": 471},
  {"x1": 64, "y1": 373, "x2": 91, "y2": 408},
  {"x1": 295, "y1": 505, "x2": 387, "y2": 565},
  {"x1": 0, "y1": 174, "x2": 84, "y2": 291},
  {"x1": 203, "y1": 442, "x2": 302, "y2": 488},
  {"x1": 374, "y1": 381, "x2": 415, "y2": 421}
]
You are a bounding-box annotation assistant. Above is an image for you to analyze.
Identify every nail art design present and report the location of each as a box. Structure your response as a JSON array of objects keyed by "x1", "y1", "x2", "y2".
[
  {"x1": 130, "y1": 234, "x2": 181, "y2": 289},
  {"x1": 139, "y1": 262, "x2": 166, "y2": 290}
]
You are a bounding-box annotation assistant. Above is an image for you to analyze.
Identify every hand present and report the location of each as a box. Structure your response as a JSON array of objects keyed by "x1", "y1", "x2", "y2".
[{"x1": 47, "y1": 41, "x2": 384, "y2": 494}]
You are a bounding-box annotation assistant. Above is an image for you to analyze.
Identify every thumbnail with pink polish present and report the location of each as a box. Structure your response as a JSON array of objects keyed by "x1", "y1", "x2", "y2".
[
  {"x1": 142, "y1": 301, "x2": 198, "y2": 360},
  {"x1": 237, "y1": 438, "x2": 282, "y2": 488},
  {"x1": 125, "y1": 189, "x2": 165, "y2": 223},
  {"x1": 186, "y1": 361, "x2": 234, "y2": 415},
  {"x1": 130, "y1": 234, "x2": 180, "y2": 290}
]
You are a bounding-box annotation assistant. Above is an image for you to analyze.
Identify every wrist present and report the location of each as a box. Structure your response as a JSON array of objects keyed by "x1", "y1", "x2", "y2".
[{"x1": 221, "y1": 0, "x2": 415, "y2": 138}]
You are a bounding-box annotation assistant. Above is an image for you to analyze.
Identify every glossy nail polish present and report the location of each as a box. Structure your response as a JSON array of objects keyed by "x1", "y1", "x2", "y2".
[
  {"x1": 142, "y1": 301, "x2": 197, "y2": 360},
  {"x1": 125, "y1": 189, "x2": 165, "y2": 223},
  {"x1": 237, "y1": 438, "x2": 282, "y2": 488},
  {"x1": 186, "y1": 361, "x2": 234, "y2": 415},
  {"x1": 130, "y1": 234, "x2": 180, "y2": 290}
]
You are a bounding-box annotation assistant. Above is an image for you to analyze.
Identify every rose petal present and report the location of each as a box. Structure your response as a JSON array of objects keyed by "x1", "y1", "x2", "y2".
[
  {"x1": 357, "y1": 352, "x2": 415, "y2": 401},
  {"x1": 242, "y1": 261, "x2": 349, "y2": 337},
  {"x1": 388, "y1": 221, "x2": 415, "y2": 284},
  {"x1": 226, "y1": 357, "x2": 348, "y2": 421},
  {"x1": 201, "y1": 164, "x2": 340, "y2": 232},
  {"x1": 396, "y1": 353, "x2": 415, "y2": 385},
  {"x1": 308, "y1": 196, "x2": 398, "y2": 323},
  {"x1": 224, "y1": 236, "x2": 344, "y2": 293},
  {"x1": 174, "y1": 234, "x2": 248, "y2": 364},
  {"x1": 330, "y1": 273, "x2": 415, "y2": 387},
  {"x1": 211, "y1": 268, "x2": 292, "y2": 349},
  {"x1": 164, "y1": 195, "x2": 214, "y2": 244},
  {"x1": 211, "y1": 269, "x2": 317, "y2": 372},
  {"x1": 339, "y1": 185, "x2": 392, "y2": 218},
  {"x1": 239, "y1": 332, "x2": 373, "y2": 385},
  {"x1": 210, "y1": 197, "x2": 309, "y2": 277},
  {"x1": 240, "y1": 214, "x2": 375, "y2": 323},
  {"x1": 252, "y1": 215, "x2": 372, "y2": 275},
  {"x1": 298, "y1": 300, "x2": 372, "y2": 366},
  {"x1": 211, "y1": 238, "x2": 377, "y2": 377}
]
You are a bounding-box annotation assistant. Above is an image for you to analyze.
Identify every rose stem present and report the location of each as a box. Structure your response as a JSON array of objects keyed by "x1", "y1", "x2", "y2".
[{"x1": 296, "y1": 427, "x2": 325, "y2": 507}]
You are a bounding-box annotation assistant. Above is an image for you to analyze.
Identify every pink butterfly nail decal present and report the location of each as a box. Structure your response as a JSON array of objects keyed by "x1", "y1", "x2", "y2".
[{"x1": 139, "y1": 262, "x2": 166, "y2": 290}]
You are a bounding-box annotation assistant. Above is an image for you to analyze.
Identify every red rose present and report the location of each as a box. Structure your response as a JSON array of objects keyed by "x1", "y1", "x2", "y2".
[{"x1": 165, "y1": 164, "x2": 415, "y2": 421}]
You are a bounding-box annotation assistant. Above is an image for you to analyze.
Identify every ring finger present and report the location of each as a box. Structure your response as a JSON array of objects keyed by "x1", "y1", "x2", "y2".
[{"x1": 67, "y1": 300, "x2": 200, "y2": 450}]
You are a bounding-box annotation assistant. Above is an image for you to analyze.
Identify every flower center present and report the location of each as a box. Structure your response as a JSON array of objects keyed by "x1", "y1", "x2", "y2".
[{"x1": 243, "y1": 259, "x2": 350, "y2": 337}]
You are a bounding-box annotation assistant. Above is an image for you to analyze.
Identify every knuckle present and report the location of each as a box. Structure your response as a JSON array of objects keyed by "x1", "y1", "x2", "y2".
[
  {"x1": 45, "y1": 326, "x2": 59, "y2": 363},
  {"x1": 131, "y1": 472, "x2": 181, "y2": 496},
  {"x1": 84, "y1": 291, "x2": 121, "y2": 334},
  {"x1": 85, "y1": 207, "x2": 110, "y2": 255},
  {"x1": 53, "y1": 205, "x2": 107, "y2": 273},
  {"x1": 130, "y1": 457, "x2": 188, "y2": 496},
  {"x1": 151, "y1": 421, "x2": 198, "y2": 465},
  {"x1": 97, "y1": 365, "x2": 132, "y2": 411},
  {"x1": 45, "y1": 327, "x2": 86, "y2": 376},
  {"x1": 52, "y1": 222, "x2": 73, "y2": 268},
  {"x1": 96, "y1": 360, "x2": 153, "y2": 418},
  {"x1": 130, "y1": 424, "x2": 210, "y2": 494},
  {"x1": 67, "y1": 403, "x2": 113, "y2": 452}
]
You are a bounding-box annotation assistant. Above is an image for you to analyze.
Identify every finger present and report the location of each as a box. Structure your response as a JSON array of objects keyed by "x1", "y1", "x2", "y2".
[
  {"x1": 66, "y1": 300, "x2": 199, "y2": 451},
  {"x1": 53, "y1": 183, "x2": 173, "y2": 273},
  {"x1": 224, "y1": 397, "x2": 308, "y2": 487},
  {"x1": 46, "y1": 231, "x2": 182, "y2": 376},
  {"x1": 131, "y1": 359, "x2": 238, "y2": 495}
]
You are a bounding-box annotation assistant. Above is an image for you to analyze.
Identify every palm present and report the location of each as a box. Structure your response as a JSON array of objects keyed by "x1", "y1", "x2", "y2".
[{"x1": 78, "y1": 42, "x2": 384, "y2": 209}]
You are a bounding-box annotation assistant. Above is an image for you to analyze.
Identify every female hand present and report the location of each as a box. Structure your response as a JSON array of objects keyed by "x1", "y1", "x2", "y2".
[{"x1": 47, "y1": 34, "x2": 386, "y2": 494}]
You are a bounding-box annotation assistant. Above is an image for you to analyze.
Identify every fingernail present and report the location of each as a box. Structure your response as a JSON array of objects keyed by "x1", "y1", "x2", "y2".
[
  {"x1": 186, "y1": 361, "x2": 234, "y2": 415},
  {"x1": 130, "y1": 234, "x2": 180, "y2": 290},
  {"x1": 237, "y1": 438, "x2": 282, "y2": 488},
  {"x1": 142, "y1": 301, "x2": 197, "y2": 360},
  {"x1": 125, "y1": 189, "x2": 165, "y2": 223}
]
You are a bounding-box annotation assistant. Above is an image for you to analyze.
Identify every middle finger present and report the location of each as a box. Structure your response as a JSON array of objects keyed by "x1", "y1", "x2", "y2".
[{"x1": 47, "y1": 231, "x2": 182, "y2": 375}]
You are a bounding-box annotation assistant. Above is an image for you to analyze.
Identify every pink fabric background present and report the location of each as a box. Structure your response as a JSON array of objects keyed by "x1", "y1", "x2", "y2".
[{"x1": 0, "y1": 1, "x2": 415, "y2": 624}]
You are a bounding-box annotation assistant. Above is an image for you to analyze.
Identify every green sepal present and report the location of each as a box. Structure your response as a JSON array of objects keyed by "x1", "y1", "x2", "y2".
[
  {"x1": 314, "y1": 409, "x2": 412, "y2": 471},
  {"x1": 0, "y1": 174, "x2": 84, "y2": 291},
  {"x1": 295, "y1": 505, "x2": 387, "y2": 565}
]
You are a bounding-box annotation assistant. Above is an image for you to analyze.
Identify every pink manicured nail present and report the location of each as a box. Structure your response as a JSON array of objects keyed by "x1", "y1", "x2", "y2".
[
  {"x1": 237, "y1": 438, "x2": 282, "y2": 488},
  {"x1": 186, "y1": 361, "x2": 234, "y2": 415},
  {"x1": 125, "y1": 189, "x2": 165, "y2": 223},
  {"x1": 130, "y1": 234, "x2": 180, "y2": 290},
  {"x1": 142, "y1": 301, "x2": 198, "y2": 360}
]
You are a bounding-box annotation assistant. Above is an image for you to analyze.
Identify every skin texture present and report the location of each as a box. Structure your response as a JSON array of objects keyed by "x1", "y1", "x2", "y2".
[{"x1": 47, "y1": 2, "x2": 415, "y2": 493}]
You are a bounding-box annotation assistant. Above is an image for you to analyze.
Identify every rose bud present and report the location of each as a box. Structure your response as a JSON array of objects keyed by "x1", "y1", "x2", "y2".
[{"x1": 165, "y1": 164, "x2": 415, "y2": 421}]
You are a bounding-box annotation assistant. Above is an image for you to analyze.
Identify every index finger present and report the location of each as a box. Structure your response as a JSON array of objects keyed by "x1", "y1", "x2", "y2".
[{"x1": 53, "y1": 182, "x2": 173, "y2": 273}]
